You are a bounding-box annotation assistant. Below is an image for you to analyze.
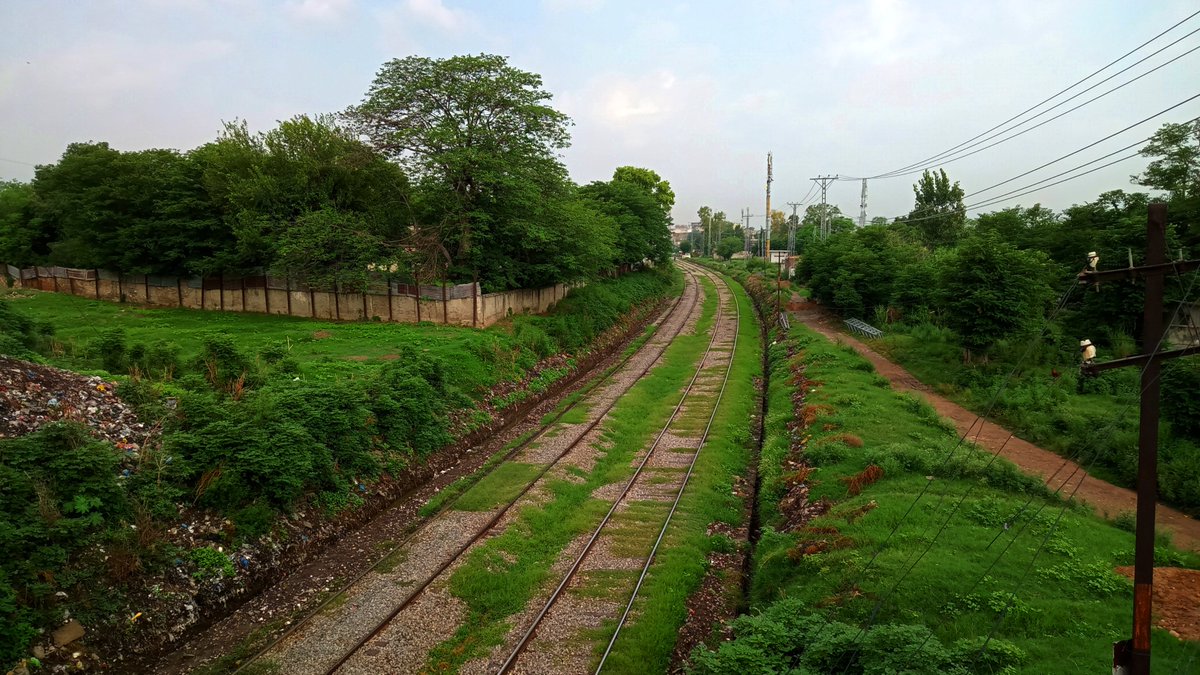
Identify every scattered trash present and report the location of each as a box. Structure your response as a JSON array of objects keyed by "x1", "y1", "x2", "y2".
[{"x1": 0, "y1": 357, "x2": 146, "y2": 447}]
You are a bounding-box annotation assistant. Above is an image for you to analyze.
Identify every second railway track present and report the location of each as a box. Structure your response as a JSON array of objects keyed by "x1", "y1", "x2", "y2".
[{"x1": 234, "y1": 267, "x2": 710, "y2": 675}]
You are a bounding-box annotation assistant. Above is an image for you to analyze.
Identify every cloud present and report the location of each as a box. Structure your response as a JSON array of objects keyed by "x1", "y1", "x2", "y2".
[
  {"x1": 287, "y1": 0, "x2": 354, "y2": 22},
  {"x1": 405, "y1": 0, "x2": 473, "y2": 32},
  {"x1": 0, "y1": 34, "x2": 234, "y2": 108},
  {"x1": 542, "y1": 0, "x2": 604, "y2": 12}
]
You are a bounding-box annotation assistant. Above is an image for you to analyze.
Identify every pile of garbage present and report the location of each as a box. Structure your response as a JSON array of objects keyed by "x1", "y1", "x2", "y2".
[{"x1": 0, "y1": 356, "x2": 146, "y2": 446}]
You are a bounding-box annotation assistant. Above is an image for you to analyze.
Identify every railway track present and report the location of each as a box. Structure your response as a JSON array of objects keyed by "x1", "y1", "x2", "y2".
[
  {"x1": 233, "y1": 268, "x2": 706, "y2": 675},
  {"x1": 494, "y1": 263, "x2": 740, "y2": 674}
]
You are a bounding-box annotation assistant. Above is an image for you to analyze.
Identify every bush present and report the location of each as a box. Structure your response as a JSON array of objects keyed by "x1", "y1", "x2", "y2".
[
  {"x1": 190, "y1": 547, "x2": 235, "y2": 580},
  {"x1": 90, "y1": 328, "x2": 129, "y2": 373}
]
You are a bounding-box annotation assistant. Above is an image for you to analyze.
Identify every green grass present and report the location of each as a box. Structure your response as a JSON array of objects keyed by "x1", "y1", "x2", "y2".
[
  {"x1": 871, "y1": 322, "x2": 1200, "y2": 514},
  {"x1": 702, "y1": 318, "x2": 1200, "y2": 674},
  {"x1": 2, "y1": 284, "x2": 508, "y2": 387},
  {"x1": 452, "y1": 463, "x2": 545, "y2": 512},
  {"x1": 597, "y1": 273, "x2": 760, "y2": 674},
  {"x1": 420, "y1": 274, "x2": 722, "y2": 673}
]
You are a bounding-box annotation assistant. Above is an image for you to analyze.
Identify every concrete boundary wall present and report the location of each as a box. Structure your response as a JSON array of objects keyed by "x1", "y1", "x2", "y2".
[{"x1": 2, "y1": 264, "x2": 580, "y2": 328}]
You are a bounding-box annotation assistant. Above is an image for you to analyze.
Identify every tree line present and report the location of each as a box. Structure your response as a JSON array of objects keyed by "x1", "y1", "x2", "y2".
[
  {"x1": 786, "y1": 121, "x2": 1200, "y2": 510},
  {"x1": 0, "y1": 54, "x2": 674, "y2": 294}
]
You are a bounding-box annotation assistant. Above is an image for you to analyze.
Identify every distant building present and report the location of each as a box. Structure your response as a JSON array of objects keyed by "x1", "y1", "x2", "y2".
[{"x1": 671, "y1": 222, "x2": 700, "y2": 246}]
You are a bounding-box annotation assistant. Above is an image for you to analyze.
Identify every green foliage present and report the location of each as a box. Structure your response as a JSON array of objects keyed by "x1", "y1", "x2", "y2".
[
  {"x1": 0, "y1": 424, "x2": 131, "y2": 660},
  {"x1": 580, "y1": 178, "x2": 673, "y2": 267},
  {"x1": 1162, "y1": 358, "x2": 1200, "y2": 441},
  {"x1": 904, "y1": 168, "x2": 966, "y2": 249},
  {"x1": 0, "y1": 300, "x2": 42, "y2": 358},
  {"x1": 688, "y1": 599, "x2": 1015, "y2": 675},
  {"x1": 937, "y1": 232, "x2": 1055, "y2": 351},
  {"x1": 190, "y1": 547, "x2": 235, "y2": 580}
]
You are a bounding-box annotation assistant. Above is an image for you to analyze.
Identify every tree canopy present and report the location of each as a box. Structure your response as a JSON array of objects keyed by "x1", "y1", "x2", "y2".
[{"x1": 0, "y1": 54, "x2": 674, "y2": 294}]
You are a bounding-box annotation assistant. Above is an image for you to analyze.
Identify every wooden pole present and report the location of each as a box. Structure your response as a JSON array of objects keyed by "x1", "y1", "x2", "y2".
[
  {"x1": 240, "y1": 275, "x2": 246, "y2": 311},
  {"x1": 219, "y1": 272, "x2": 225, "y2": 311},
  {"x1": 144, "y1": 274, "x2": 151, "y2": 305},
  {"x1": 415, "y1": 272, "x2": 422, "y2": 323},
  {"x1": 334, "y1": 282, "x2": 341, "y2": 320},
  {"x1": 94, "y1": 270, "x2": 100, "y2": 299},
  {"x1": 362, "y1": 283, "x2": 369, "y2": 320},
  {"x1": 472, "y1": 271, "x2": 479, "y2": 328},
  {"x1": 1130, "y1": 204, "x2": 1167, "y2": 675},
  {"x1": 442, "y1": 276, "x2": 448, "y2": 324},
  {"x1": 286, "y1": 276, "x2": 293, "y2": 316},
  {"x1": 309, "y1": 285, "x2": 315, "y2": 318},
  {"x1": 263, "y1": 275, "x2": 271, "y2": 314},
  {"x1": 387, "y1": 279, "x2": 393, "y2": 322},
  {"x1": 176, "y1": 276, "x2": 183, "y2": 307}
]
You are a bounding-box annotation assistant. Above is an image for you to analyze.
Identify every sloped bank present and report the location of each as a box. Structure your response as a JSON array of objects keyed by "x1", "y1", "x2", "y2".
[
  {"x1": 685, "y1": 277, "x2": 1200, "y2": 673},
  {"x1": 0, "y1": 270, "x2": 681, "y2": 673}
]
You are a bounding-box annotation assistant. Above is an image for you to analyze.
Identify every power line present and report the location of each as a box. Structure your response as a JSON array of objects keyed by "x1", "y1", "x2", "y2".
[
  {"x1": 882, "y1": 110, "x2": 1200, "y2": 229},
  {"x1": 971, "y1": 93, "x2": 1200, "y2": 197},
  {"x1": 846, "y1": 9, "x2": 1200, "y2": 180},
  {"x1": 850, "y1": 36, "x2": 1200, "y2": 181}
]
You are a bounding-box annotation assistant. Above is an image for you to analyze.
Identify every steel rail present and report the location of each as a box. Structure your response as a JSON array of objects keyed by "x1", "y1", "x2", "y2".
[
  {"x1": 497, "y1": 265, "x2": 737, "y2": 674},
  {"x1": 230, "y1": 271, "x2": 697, "y2": 675},
  {"x1": 306, "y1": 269, "x2": 704, "y2": 675},
  {"x1": 593, "y1": 265, "x2": 741, "y2": 673}
]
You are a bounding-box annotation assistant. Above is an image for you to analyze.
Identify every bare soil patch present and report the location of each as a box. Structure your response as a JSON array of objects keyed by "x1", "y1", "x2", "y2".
[{"x1": 1114, "y1": 566, "x2": 1200, "y2": 641}]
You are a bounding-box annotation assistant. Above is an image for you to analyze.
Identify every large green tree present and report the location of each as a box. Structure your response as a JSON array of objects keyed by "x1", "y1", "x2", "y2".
[
  {"x1": 348, "y1": 54, "x2": 598, "y2": 289},
  {"x1": 579, "y1": 179, "x2": 671, "y2": 268},
  {"x1": 192, "y1": 115, "x2": 411, "y2": 275},
  {"x1": 904, "y1": 169, "x2": 966, "y2": 249},
  {"x1": 937, "y1": 231, "x2": 1055, "y2": 352},
  {"x1": 32, "y1": 143, "x2": 226, "y2": 275},
  {"x1": 613, "y1": 166, "x2": 674, "y2": 217},
  {"x1": 0, "y1": 181, "x2": 43, "y2": 268}
]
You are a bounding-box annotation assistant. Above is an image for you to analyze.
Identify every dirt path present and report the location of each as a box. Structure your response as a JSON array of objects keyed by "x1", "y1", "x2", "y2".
[{"x1": 791, "y1": 304, "x2": 1200, "y2": 553}]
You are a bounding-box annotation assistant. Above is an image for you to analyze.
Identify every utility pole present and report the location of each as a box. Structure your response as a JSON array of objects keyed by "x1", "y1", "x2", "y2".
[
  {"x1": 859, "y1": 178, "x2": 868, "y2": 228},
  {"x1": 809, "y1": 175, "x2": 838, "y2": 240},
  {"x1": 764, "y1": 153, "x2": 773, "y2": 260},
  {"x1": 1079, "y1": 204, "x2": 1200, "y2": 675},
  {"x1": 742, "y1": 208, "x2": 750, "y2": 256},
  {"x1": 786, "y1": 202, "x2": 801, "y2": 279}
]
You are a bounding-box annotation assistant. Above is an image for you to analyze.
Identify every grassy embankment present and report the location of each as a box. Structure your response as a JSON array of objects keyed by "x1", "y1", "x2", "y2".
[
  {"x1": 422, "y1": 275, "x2": 742, "y2": 672},
  {"x1": 691, "y1": 308, "x2": 1200, "y2": 673},
  {"x1": 0, "y1": 269, "x2": 677, "y2": 668},
  {"x1": 871, "y1": 323, "x2": 1200, "y2": 515}
]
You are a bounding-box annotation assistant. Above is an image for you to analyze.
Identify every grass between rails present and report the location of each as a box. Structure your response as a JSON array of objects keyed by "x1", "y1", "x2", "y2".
[
  {"x1": 693, "y1": 318, "x2": 1200, "y2": 674},
  {"x1": 596, "y1": 273, "x2": 760, "y2": 674},
  {"x1": 421, "y1": 276, "x2": 720, "y2": 673},
  {"x1": 419, "y1": 316, "x2": 664, "y2": 519}
]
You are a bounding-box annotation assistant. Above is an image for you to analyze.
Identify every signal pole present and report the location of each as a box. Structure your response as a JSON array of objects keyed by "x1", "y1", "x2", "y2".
[
  {"x1": 859, "y1": 178, "x2": 868, "y2": 228},
  {"x1": 1078, "y1": 204, "x2": 1200, "y2": 675},
  {"x1": 809, "y1": 175, "x2": 838, "y2": 239}
]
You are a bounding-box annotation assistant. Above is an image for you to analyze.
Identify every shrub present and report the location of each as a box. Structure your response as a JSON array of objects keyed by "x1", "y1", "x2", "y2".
[
  {"x1": 190, "y1": 547, "x2": 235, "y2": 580},
  {"x1": 90, "y1": 328, "x2": 129, "y2": 373}
]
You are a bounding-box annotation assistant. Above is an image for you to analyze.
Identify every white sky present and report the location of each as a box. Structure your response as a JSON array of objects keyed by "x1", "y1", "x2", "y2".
[{"x1": 1, "y1": 0, "x2": 1197, "y2": 227}]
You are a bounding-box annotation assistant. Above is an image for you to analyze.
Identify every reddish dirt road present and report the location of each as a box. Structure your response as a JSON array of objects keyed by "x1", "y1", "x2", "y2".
[{"x1": 791, "y1": 304, "x2": 1200, "y2": 553}]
